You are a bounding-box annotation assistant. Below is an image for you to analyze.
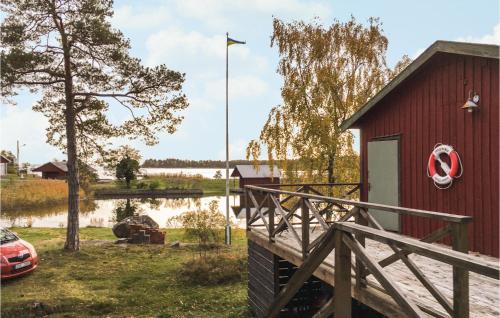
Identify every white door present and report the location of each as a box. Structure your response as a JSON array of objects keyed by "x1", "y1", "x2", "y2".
[{"x1": 367, "y1": 139, "x2": 400, "y2": 231}]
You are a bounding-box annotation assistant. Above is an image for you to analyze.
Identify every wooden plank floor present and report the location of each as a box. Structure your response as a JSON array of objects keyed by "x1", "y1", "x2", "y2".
[{"x1": 249, "y1": 226, "x2": 500, "y2": 318}]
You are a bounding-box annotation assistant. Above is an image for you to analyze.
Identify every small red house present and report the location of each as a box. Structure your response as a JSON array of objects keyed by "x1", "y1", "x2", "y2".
[
  {"x1": 32, "y1": 161, "x2": 68, "y2": 179},
  {"x1": 231, "y1": 165, "x2": 281, "y2": 218},
  {"x1": 231, "y1": 165, "x2": 281, "y2": 189},
  {"x1": 342, "y1": 41, "x2": 499, "y2": 256}
]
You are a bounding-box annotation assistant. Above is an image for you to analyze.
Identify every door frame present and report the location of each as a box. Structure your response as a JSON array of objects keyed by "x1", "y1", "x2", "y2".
[{"x1": 368, "y1": 133, "x2": 402, "y2": 232}]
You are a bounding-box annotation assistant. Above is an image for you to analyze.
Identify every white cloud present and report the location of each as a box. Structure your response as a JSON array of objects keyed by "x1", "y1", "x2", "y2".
[
  {"x1": 188, "y1": 97, "x2": 216, "y2": 112},
  {"x1": 456, "y1": 23, "x2": 500, "y2": 45},
  {"x1": 146, "y1": 27, "x2": 250, "y2": 66},
  {"x1": 174, "y1": 0, "x2": 332, "y2": 29},
  {"x1": 0, "y1": 106, "x2": 63, "y2": 164},
  {"x1": 218, "y1": 138, "x2": 249, "y2": 160},
  {"x1": 204, "y1": 75, "x2": 269, "y2": 101},
  {"x1": 412, "y1": 23, "x2": 500, "y2": 60},
  {"x1": 111, "y1": 5, "x2": 172, "y2": 30}
]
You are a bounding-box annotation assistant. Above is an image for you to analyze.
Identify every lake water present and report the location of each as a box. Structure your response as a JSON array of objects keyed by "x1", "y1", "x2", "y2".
[
  {"x1": 0, "y1": 195, "x2": 246, "y2": 229},
  {"x1": 140, "y1": 168, "x2": 227, "y2": 179}
]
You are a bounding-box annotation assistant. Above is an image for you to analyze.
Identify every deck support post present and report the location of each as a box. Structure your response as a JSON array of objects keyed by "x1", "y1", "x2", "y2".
[
  {"x1": 334, "y1": 231, "x2": 351, "y2": 318},
  {"x1": 355, "y1": 209, "x2": 367, "y2": 289},
  {"x1": 263, "y1": 227, "x2": 338, "y2": 318},
  {"x1": 269, "y1": 202, "x2": 275, "y2": 242},
  {"x1": 245, "y1": 189, "x2": 250, "y2": 231},
  {"x1": 452, "y1": 222, "x2": 469, "y2": 318},
  {"x1": 301, "y1": 196, "x2": 310, "y2": 259}
]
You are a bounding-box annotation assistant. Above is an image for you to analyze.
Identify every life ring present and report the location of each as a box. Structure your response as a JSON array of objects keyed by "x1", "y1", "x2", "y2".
[{"x1": 427, "y1": 144, "x2": 462, "y2": 189}]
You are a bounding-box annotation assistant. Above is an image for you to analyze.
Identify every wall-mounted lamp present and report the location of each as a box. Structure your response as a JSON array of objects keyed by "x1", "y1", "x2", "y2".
[{"x1": 462, "y1": 91, "x2": 480, "y2": 113}]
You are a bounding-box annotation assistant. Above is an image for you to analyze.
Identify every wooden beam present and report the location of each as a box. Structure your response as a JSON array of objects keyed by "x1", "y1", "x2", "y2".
[
  {"x1": 359, "y1": 209, "x2": 453, "y2": 315},
  {"x1": 272, "y1": 200, "x2": 301, "y2": 236},
  {"x1": 247, "y1": 230, "x2": 442, "y2": 318},
  {"x1": 335, "y1": 231, "x2": 352, "y2": 318},
  {"x1": 268, "y1": 204, "x2": 275, "y2": 242},
  {"x1": 308, "y1": 231, "x2": 326, "y2": 253},
  {"x1": 301, "y1": 197, "x2": 310, "y2": 259},
  {"x1": 342, "y1": 234, "x2": 425, "y2": 318},
  {"x1": 355, "y1": 210, "x2": 367, "y2": 289},
  {"x1": 270, "y1": 195, "x2": 302, "y2": 246},
  {"x1": 312, "y1": 297, "x2": 335, "y2": 318},
  {"x1": 452, "y1": 222, "x2": 469, "y2": 318},
  {"x1": 279, "y1": 186, "x2": 305, "y2": 205},
  {"x1": 245, "y1": 189, "x2": 250, "y2": 230},
  {"x1": 263, "y1": 227, "x2": 338, "y2": 318},
  {"x1": 379, "y1": 224, "x2": 453, "y2": 268},
  {"x1": 248, "y1": 191, "x2": 269, "y2": 233},
  {"x1": 338, "y1": 206, "x2": 360, "y2": 222},
  {"x1": 245, "y1": 185, "x2": 473, "y2": 223},
  {"x1": 304, "y1": 198, "x2": 329, "y2": 231},
  {"x1": 343, "y1": 184, "x2": 360, "y2": 198},
  {"x1": 247, "y1": 191, "x2": 269, "y2": 225},
  {"x1": 336, "y1": 222, "x2": 500, "y2": 279}
]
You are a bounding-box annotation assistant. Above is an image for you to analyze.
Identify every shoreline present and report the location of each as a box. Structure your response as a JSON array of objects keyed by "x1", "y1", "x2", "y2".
[{"x1": 93, "y1": 188, "x2": 204, "y2": 198}]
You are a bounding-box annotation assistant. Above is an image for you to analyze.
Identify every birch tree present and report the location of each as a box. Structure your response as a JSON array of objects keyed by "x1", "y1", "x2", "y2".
[{"x1": 248, "y1": 17, "x2": 410, "y2": 185}]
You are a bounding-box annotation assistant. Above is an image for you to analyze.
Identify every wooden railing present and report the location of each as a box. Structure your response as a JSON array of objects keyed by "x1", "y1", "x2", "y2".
[{"x1": 244, "y1": 184, "x2": 500, "y2": 318}]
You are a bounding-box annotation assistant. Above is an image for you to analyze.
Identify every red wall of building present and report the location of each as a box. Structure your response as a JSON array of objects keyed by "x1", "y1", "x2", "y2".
[
  {"x1": 358, "y1": 52, "x2": 499, "y2": 256},
  {"x1": 240, "y1": 177, "x2": 280, "y2": 189}
]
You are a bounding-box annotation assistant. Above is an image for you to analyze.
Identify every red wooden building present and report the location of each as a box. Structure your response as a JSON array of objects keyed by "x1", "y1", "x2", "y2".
[
  {"x1": 32, "y1": 161, "x2": 68, "y2": 179},
  {"x1": 342, "y1": 41, "x2": 499, "y2": 257},
  {"x1": 231, "y1": 165, "x2": 281, "y2": 189}
]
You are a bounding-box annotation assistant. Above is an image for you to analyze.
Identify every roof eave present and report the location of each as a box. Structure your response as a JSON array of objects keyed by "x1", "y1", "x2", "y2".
[{"x1": 340, "y1": 40, "x2": 500, "y2": 131}]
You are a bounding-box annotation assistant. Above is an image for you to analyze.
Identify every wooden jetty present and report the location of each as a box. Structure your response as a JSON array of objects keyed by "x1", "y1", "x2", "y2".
[{"x1": 244, "y1": 184, "x2": 500, "y2": 318}]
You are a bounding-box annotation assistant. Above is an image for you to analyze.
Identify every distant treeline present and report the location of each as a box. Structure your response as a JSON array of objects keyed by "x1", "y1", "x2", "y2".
[{"x1": 142, "y1": 159, "x2": 284, "y2": 168}]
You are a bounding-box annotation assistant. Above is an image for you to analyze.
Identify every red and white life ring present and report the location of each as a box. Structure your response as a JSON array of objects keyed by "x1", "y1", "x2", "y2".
[{"x1": 427, "y1": 144, "x2": 462, "y2": 189}]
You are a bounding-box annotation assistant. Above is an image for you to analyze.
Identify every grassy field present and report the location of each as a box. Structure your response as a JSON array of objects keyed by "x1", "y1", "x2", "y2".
[
  {"x1": 1, "y1": 228, "x2": 251, "y2": 318},
  {"x1": 0, "y1": 176, "x2": 85, "y2": 210},
  {"x1": 92, "y1": 174, "x2": 229, "y2": 196}
]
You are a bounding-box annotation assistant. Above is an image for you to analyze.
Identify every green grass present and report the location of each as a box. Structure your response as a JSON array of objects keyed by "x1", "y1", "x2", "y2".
[
  {"x1": 1, "y1": 228, "x2": 251, "y2": 318},
  {"x1": 0, "y1": 177, "x2": 86, "y2": 210},
  {"x1": 92, "y1": 174, "x2": 229, "y2": 196}
]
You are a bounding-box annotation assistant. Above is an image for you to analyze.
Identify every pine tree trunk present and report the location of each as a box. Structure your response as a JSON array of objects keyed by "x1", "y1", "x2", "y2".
[
  {"x1": 60, "y1": 28, "x2": 80, "y2": 251},
  {"x1": 64, "y1": 110, "x2": 80, "y2": 251}
]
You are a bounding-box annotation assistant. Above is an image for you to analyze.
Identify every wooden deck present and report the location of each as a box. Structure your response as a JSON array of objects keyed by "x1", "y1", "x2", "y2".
[
  {"x1": 244, "y1": 184, "x2": 500, "y2": 317},
  {"x1": 249, "y1": 227, "x2": 500, "y2": 317}
]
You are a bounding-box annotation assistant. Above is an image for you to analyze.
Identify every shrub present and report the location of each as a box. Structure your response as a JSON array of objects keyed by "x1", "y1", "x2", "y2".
[
  {"x1": 148, "y1": 180, "x2": 160, "y2": 190},
  {"x1": 167, "y1": 200, "x2": 225, "y2": 246},
  {"x1": 136, "y1": 181, "x2": 147, "y2": 189},
  {"x1": 179, "y1": 254, "x2": 246, "y2": 285}
]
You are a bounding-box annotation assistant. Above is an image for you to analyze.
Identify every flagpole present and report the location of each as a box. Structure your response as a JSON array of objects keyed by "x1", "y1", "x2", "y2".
[{"x1": 225, "y1": 32, "x2": 231, "y2": 245}]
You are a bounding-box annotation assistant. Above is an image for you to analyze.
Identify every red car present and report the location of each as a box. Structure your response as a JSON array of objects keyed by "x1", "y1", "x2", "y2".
[{"x1": 1, "y1": 228, "x2": 38, "y2": 279}]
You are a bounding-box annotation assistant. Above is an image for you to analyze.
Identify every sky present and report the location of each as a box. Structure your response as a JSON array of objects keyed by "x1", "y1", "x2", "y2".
[{"x1": 1, "y1": 0, "x2": 499, "y2": 164}]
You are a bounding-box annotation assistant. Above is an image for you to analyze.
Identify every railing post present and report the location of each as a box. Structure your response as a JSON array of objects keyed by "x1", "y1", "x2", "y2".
[
  {"x1": 245, "y1": 188, "x2": 250, "y2": 231},
  {"x1": 299, "y1": 186, "x2": 310, "y2": 259},
  {"x1": 452, "y1": 222, "x2": 469, "y2": 318},
  {"x1": 334, "y1": 230, "x2": 352, "y2": 318},
  {"x1": 301, "y1": 195, "x2": 310, "y2": 260},
  {"x1": 355, "y1": 209, "x2": 367, "y2": 289},
  {"x1": 268, "y1": 194, "x2": 275, "y2": 242}
]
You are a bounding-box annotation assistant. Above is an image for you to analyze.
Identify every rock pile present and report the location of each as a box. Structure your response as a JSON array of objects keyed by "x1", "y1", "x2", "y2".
[{"x1": 112, "y1": 215, "x2": 165, "y2": 244}]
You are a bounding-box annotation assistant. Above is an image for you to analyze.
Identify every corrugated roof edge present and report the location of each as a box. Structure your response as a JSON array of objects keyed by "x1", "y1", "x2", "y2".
[
  {"x1": 340, "y1": 40, "x2": 500, "y2": 131},
  {"x1": 32, "y1": 161, "x2": 68, "y2": 172}
]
